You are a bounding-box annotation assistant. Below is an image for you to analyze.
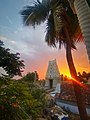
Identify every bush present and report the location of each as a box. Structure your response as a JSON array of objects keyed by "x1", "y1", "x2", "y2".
[{"x1": 0, "y1": 77, "x2": 48, "y2": 120}]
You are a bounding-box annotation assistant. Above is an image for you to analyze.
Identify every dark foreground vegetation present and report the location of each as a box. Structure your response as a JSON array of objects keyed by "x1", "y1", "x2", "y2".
[{"x1": 0, "y1": 76, "x2": 48, "y2": 120}]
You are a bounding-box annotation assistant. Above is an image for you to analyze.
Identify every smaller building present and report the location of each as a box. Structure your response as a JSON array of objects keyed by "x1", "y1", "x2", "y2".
[{"x1": 45, "y1": 59, "x2": 60, "y2": 89}]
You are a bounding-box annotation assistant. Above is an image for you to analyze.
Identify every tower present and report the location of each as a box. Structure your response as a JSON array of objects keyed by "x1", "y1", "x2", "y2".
[{"x1": 45, "y1": 59, "x2": 60, "y2": 89}]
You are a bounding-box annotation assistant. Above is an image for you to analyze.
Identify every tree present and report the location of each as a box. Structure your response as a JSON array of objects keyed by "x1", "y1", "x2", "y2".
[
  {"x1": 21, "y1": 71, "x2": 39, "y2": 82},
  {"x1": 0, "y1": 76, "x2": 48, "y2": 119},
  {"x1": 0, "y1": 77, "x2": 31, "y2": 120},
  {"x1": 20, "y1": 0, "x2": 87, "y2": 119},
  {"x1": 0, "y1": 40, "x2": 24, "y2": 77},
  {"x1": 68, "y1": 0, "x2": 90, "y2": 61},
  {"x1": 78, "y1": 71, "x2": 90, "y2": 83}
]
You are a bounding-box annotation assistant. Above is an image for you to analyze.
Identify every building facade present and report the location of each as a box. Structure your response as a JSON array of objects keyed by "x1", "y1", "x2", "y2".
[{"x1": 45, "y1": 59, "x2": 60, "y2": 89}]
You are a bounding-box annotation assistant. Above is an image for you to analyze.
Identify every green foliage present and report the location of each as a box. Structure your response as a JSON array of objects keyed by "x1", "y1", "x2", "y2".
[
  {"x1": 0, "y1": 40, "x2": 24, "y2": 77},
  {"x1": 0, "y1": 77, "x2": 29, "y2": 120},
  {"x1": 0, "y1": 76, "x2": 48, "y2": 120},
  {"x1": 21, "y1": 71, "x2": 39, "y2": 82},
  {"x1": 31, "y1": 88, "x2": 48, "y2": 109}
]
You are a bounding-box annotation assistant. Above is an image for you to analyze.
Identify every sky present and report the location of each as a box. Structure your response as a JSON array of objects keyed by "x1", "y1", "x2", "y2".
[{"x1": 0, "y1": 0, "x2": 90, "y2": 79}]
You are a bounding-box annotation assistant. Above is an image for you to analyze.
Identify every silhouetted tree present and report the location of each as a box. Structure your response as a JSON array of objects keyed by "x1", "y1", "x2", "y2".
[
  {"x1": 0, "y1": 40, "x2": 24, "y2": 77},
  {"x1": 21, "y1": 71, "x2": 39, "y2": 82},
  {"x1": 78, "y1": 71, "x2": 90, "y2": 83}
]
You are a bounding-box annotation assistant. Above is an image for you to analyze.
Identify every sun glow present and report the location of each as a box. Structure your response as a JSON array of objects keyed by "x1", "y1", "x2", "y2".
[
  {"x1": 69, "y1": 76, "x2": 88, "y2": 90},
  {"x1": 68, "y1": 75, "x2": 72, "y2": 79}
]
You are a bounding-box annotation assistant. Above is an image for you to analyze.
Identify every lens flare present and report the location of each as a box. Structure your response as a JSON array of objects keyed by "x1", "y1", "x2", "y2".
[{"x1": 68, "y1": 76, "x2": 88, "y2": 90}]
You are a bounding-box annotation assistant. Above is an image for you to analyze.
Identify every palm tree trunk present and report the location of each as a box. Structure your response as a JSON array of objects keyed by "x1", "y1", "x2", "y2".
[
  {"x1": 74, "y1": 0, "x2": 90, "y2": 61},
  {"x1": 64, "y1": 27, "x2": 88, "y2": 120}
]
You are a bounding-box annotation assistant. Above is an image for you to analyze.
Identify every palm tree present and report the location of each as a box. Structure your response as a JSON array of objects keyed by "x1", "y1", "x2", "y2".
[
  {"x1": 68, "y1": 0, "x2": 90, "y2": 61},
  {"x1": 20, "y1": 0, "x2": 87, "y2": 119}
]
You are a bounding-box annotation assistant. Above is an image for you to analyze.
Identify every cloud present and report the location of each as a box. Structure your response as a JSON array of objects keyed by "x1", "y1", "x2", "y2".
[
  {"x1": 0, "y1": 35, "x2": 36, "y2": 56},
  {"x1": 23, "y1": 0, "x2": 34, "y2": 4},
  {"x1": 0, "y1": 23, "x2": 49, "y2": 58},
  {"x1": 8, "y1": 24, "x2": 66, "y2": 78},
  {"x1": 0, "y1": 24, "x2": 90, "y2": 79},
  {"x1": 11, "y1": 23, "x2": 51, "y2": 54}
]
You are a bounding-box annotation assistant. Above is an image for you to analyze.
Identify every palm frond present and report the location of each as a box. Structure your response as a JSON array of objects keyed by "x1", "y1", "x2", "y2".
[
  {"x1": 61, "y1": 7, "x2": 82, "y2": 45},
  {"x1": 73, "y1": 26, "x2": 84, "y2": 42},
  {"x1": 20, "y1": 0, "x2": 81, "y2": 50},
  {"x1": 35, "y1": 0, "x2": 41, "y2": 4},
  {"x1": 20, "y1": 6, "x2": 34, "y2": 25},
  {"x1": 20, "y1": 0, "x2": 49, "y2": 27},
  {"x1": 87, "y1": 0, "x2": 90, "y2": 7},
  {"x1": 45, "y1": 11, "x2": 65, "y2": 49},
  {"x1": 53, "y1": 4, "x2": 64, "y2": 37},
  {"x1": 45, "y1": 13, "x2": 56, "y2": 47}
]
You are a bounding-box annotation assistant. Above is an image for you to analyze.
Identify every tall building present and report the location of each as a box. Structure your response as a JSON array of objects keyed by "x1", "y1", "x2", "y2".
[{"x1": 45, "y1": 59, "x2": 60, "y2": 89}]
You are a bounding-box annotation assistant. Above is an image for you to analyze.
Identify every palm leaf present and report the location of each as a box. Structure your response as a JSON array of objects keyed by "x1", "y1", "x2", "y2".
[
  {"x1": 53, "y1": 4, "x2": 64, "y2": 37},
  {"x1": 20, "y1": 0, "x2": 49, "y2": 27},
  {"x1": 20, "y1": 0, "x2": 80, "y2": 49},
  {"x1": 45, "y1": 12, "x2": 56, "y2": 47},
  {"x1": 87, "y1": 0, "x2": 90, "y2": 7}
]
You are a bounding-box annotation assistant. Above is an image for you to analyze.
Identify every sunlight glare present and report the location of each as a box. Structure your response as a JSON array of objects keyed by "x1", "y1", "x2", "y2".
[{"x1": 69, "y1": 76, "x2": 88, "y2": 90}]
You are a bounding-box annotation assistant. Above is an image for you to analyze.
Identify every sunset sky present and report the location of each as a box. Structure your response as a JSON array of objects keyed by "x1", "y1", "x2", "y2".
[{"x1": 0, "y1": 0, "x2": 90, "y2": 79}]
